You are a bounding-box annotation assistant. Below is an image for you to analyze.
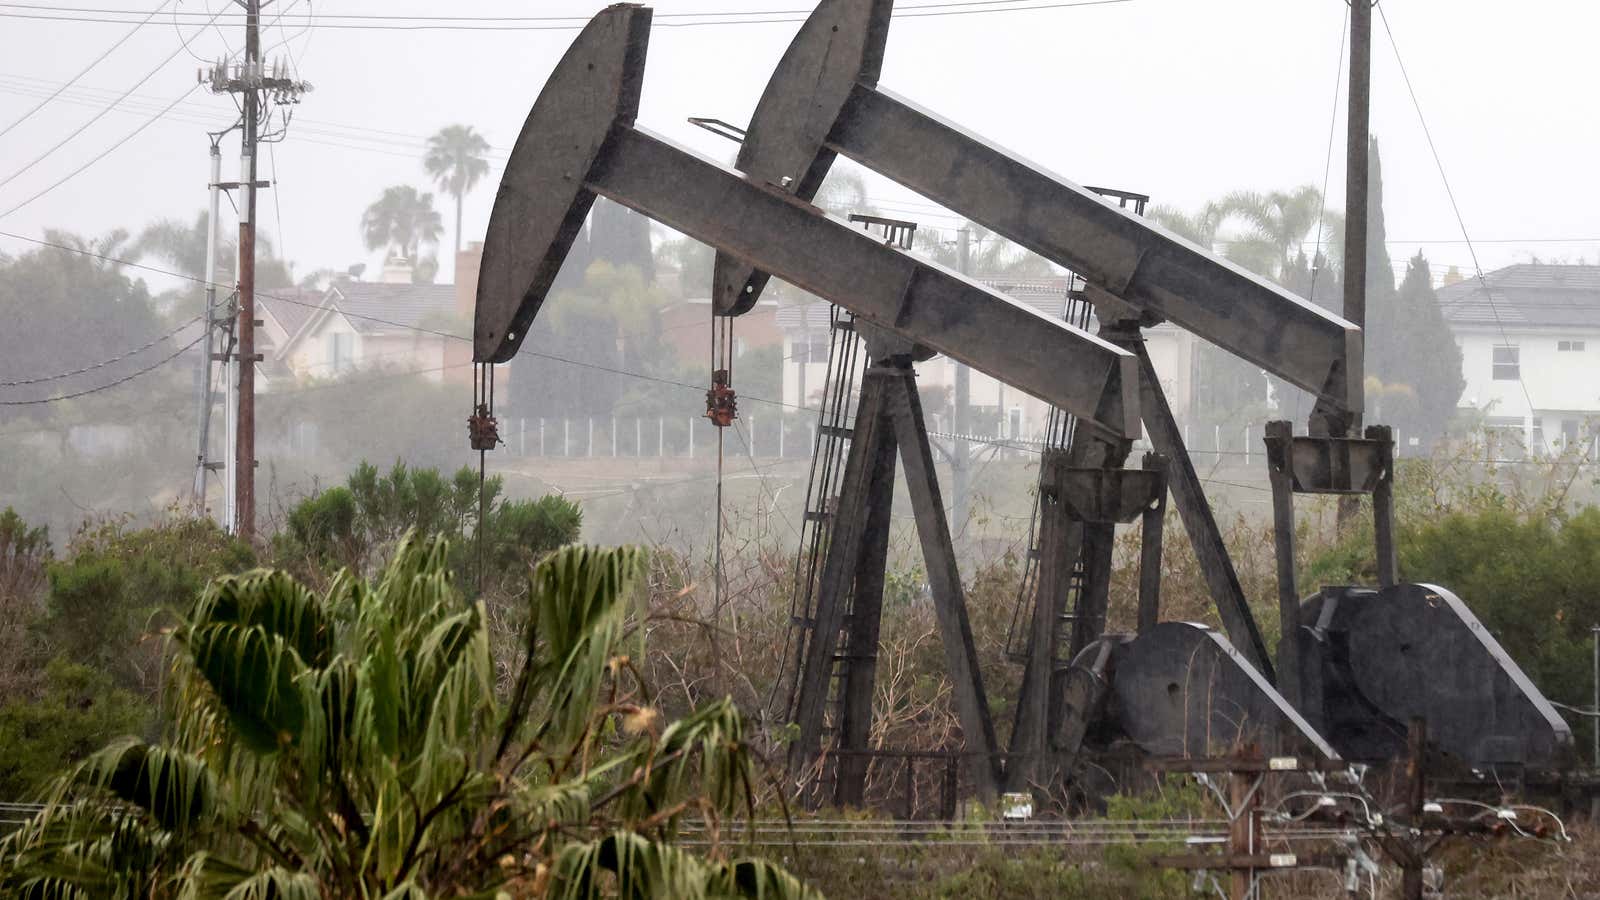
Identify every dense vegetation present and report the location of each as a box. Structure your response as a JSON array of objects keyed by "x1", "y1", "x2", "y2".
[{"x1": 0, "y1": 538, "x2": 810, "y2": 898}]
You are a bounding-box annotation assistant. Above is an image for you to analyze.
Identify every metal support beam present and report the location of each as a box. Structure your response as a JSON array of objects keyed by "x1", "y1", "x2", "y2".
[
  {"x1": 1265, "y1": 420, "x2": 1302, "y2": 712},
  {"x1": 1369, "y1": 424, "x2": 1399, "y2": 588},
  {"x1": 1137, "y1": 452, "x2": 1168, "y2": 634},
  {"x1": 886, "y1": 363, "x2": 1000, "y2": 799},
  {"x1": 1007, "y1": 450, "x2": 1083, "y2": 792},
  {"x1": 473, "y1": 5, "x2": 1138, "y2": 439},
  {"x1": 713, "y1": 0, "x2": 1361, "y2": 415},
  {"x1": 587, "y1": 128, "x2": 1136, "y2": 437},
  {"x1": 834, "y1": 417, "x2": 897, "y2": 807},
  {"x1": 790, "y1": 357, "x2": 999, "y2": 802},
  {"x1": 1127, "y1": 339, "x2": 1275, "y2": 678},
  {"x1": 792, "y1": 370, "x2": 892, "y2": 774}
]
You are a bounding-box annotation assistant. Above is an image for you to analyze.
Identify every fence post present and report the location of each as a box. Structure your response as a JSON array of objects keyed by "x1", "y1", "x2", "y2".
[
  {"x1": 1243, "y1": 426, "x2": 1250, "y2": 466},
  {"x1": 587, "y1": 418, "x2": 594, "y2": 457},
  {"x1": 749, "y1": 417, "x2": 756, "y2": 458},
  {"x1": 564, "y1": 418, "x2": 570, "y2": 457},
  {"x1": 688, "y1": 417, "x2": 695, "y2": 459},
  {"x1": 942, "y1": 756, "x2": 958, "y2": 820},
  {"x1": 520, "y1": 417, "x2": 526, "y2": 456},
  {"x1": 539, "y1": 417, "x2": 545, "y2": 457},
  {"x1": 635, "y1": 418, "x2": 642, "y2": 457},
  {"x1": 901, "y1": 758, "x2": 915, "y2": 821},
  {"x1": 778, "y1": 418, "x2": 785, "y2": 458},
  {"x1": 1214, "y1": 424, "x2": 1221, "y2": 459},
  {"x1": 611, "y1": 416, "x2": 617, "y2": 458}
]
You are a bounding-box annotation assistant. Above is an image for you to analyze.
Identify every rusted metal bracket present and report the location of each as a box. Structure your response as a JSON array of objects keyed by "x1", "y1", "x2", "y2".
[
  {"x1": 473, "y1": 5, "x2": 1139, "y2": 440},
  {"x1": 711, "y1": 0, "x2": 1362, "y2": 416}
]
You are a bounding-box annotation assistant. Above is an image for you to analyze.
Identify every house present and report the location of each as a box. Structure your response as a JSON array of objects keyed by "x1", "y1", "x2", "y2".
[
  {"x1": 258, "y1": 258, "x2": 470, "y2": 388},
  {"x1": 657, "y1": 296, "x2": 784, "y2": 370},
  {"x1": 776, "y1": 275, "x2": 1199, "y2": 443},
  {"x1": 1438, "y1": 263, "x2": 1600, "y2": 454}
]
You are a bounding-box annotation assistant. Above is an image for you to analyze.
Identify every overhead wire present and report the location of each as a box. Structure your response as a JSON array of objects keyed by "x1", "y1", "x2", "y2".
[
  {"x1": 1374, "y1": 2, "x2": 1540, "y2": 420},
  {"x1": 0, "y1": 0, "x2": 230, "y2": 192},
  {"x1": 0, "y1": 0, "x2": 1135, "y2": 30},
  {"x1": 0, "y1": 0, "x2": 309, "y2": 220},
  {"x1": 0, "y1": 335, "x2": 202, "y2": 405},
  {"x1": 0, "y1": 0, "x2": 174, "y2": 140},
  {"x1": 0, "y1": 310, "x2": 203, "y2": 385},
  {"x1": 0, "y1": 82, "x2": 202, "y2": 219}
]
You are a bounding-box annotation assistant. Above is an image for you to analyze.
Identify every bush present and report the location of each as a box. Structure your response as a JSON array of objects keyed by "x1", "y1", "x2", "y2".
[
  {"x1": 0, "y1": 657, "x2": 147, "y2": 800},
  {"x1": 0, "y1": 509, "x2": 50, "y2": 701},
  {"x1": 44, "y1": 516, "x2": 253, "y2": 698},
  {"x1": 277, "y1": 461, "x2": 583, "y2": 589}
]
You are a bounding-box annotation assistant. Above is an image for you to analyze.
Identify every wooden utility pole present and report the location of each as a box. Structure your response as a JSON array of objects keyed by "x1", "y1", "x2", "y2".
[
  {"x1": 1343, "y1": 0, "x2": 1371, "y2": 394},
  {"x1": 1337, "y1": 0, "x2": 1373, "y2": 530},
  {"x1": 234, "y1": 0, "x2": 261, "y2": 540}
]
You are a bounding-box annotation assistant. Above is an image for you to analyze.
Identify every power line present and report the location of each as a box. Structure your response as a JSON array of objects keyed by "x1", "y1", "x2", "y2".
[
  {"x1": 0, "y1": 82, "x2": 202, "y2": 219},
  {"x1": 1376, "y1": 3, "x2": 1539, "y2": 420},
  {"x1": 0, "y1": 0, "x2": 1133, "y2": 27},
  {"x1": 0, "y1": 2, "x2": 229, "y2": 192},
  {"x1": 0, "y1": 310, "x2": 202, "y2": 385},
  {"x1": 0, "y1": 0, "x2": 1133, "y2": 30},
  {"x1": 0, "y1": 334, "x2": 201, "y2": 405},
  {"x1": 0, "y1": 0, "x2": 173, "y2": 140}
]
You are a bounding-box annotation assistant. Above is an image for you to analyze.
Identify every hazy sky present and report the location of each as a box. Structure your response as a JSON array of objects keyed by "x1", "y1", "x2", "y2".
[{"x1": 1, "y1": 0, "x2": 1597, "y2": 290}]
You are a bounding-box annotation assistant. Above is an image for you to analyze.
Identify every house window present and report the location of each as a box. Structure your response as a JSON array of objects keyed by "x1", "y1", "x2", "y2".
[
  {"x1": 791, "y1": 334, "x2": 829, "y2": 364},
  {"x1": 1562, "y1": 419, "x2": 1581, "y2": 447},
  {"x1": 327, "y1": 332, "x2": 354, "y2": 374},
  {"x1": 1492, "y1": 345, "x2": 1520, "y2": 381},
  {"x1": 1558, "y1": 340, "x2": 1586, "y2": 352}
]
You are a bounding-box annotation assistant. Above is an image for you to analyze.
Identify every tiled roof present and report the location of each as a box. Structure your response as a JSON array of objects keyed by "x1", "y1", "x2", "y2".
[
  {"x1": 1437, "y1": 264, "x2": 1600, "y2": 330},
  {"x1": 257, "y1": 288, "x2": 324, "y2": 341},
  {"x1": 328, "y1": 281, "x2": 460, "y2": 336}
]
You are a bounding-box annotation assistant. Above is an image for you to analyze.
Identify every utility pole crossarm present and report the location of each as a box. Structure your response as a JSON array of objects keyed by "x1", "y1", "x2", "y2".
[
  {"x1": 475, "y1": 5, "x2": 1140, "y2": 440},
  {"x1": 711, "y1": 0, "x2": 1362, "y2": 415}
]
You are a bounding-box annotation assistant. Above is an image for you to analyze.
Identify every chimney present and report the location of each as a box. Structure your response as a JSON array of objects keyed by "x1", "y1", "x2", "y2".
[
  {"x1": 456, "y1": 241, "x2": 484, "y2": 320},
  {"x1": 380, "y1": 256, "x2": 414, "y2": 284}
]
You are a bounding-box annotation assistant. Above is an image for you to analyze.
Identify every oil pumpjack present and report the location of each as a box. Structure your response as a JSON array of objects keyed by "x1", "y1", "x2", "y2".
[{"x1": 474, "y1": 1, "x2": 1573, "y2": 809}]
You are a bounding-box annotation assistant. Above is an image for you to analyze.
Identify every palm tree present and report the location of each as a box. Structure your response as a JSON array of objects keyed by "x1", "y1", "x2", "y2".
[
  {"x1": 135, "y1": 212, "x2": 294, "y2": 293},
  {"x1": 1215, "y1": 185, "x2": 1325, "y2": 280},
  {"x1": 0, "y1": 538, "x2": 813, "y2": 899},
  {"x1": 1149, "y1": 201, "x2": 1227, "y2": 249},
  {"x1": 423, "y1": 125, "x2": 491, "y2": 257},
  {"x1": 360, "y1": 185, "x2": 443, "y2": 265}
]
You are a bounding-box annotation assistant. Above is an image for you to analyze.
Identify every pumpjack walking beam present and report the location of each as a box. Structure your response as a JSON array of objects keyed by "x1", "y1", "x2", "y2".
[
  {"x1": 709, "y1": 0, "x2": 1364, "y2": 678},
  {"x1": 795, "y1": 334, "x2": 1001, "y2": 803},
  {"x1": 473, "y1": 5, "x2": 1139, "y2": 444}
]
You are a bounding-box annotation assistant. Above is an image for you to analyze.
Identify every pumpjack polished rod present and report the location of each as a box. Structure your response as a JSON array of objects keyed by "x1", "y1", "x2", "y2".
[
  {"x1": 473, "y1": 4, "x2": 1140, "y2": 441},
  {"x1": 711, "y1": 0, "x2": 1363, "y2": 418}
]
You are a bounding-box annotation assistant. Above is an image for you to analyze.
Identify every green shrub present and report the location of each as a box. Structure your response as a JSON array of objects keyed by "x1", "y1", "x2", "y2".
[
  {"x1": 278, "y1": 461, "x2": 582, "y2": 589},
  {"x1": 44, "y1": 516, "x2": 253, "y2": 697},
  {"x1": 0, "y1": 657, "x2": 148, "y2": 799}
]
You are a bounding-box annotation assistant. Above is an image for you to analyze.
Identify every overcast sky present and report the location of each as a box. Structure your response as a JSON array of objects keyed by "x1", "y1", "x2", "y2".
[{"x1": 1, "y1": 0, "x2": 1596, "y2": 291}]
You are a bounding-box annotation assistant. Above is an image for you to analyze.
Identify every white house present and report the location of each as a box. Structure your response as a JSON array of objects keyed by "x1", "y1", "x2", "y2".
[
  {"x1": 258, "y1": 266, "x2": 465, "y2": 387},
  {"x1": 1438, "y1": 263, "x2": 1600, "y2": 455}
]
